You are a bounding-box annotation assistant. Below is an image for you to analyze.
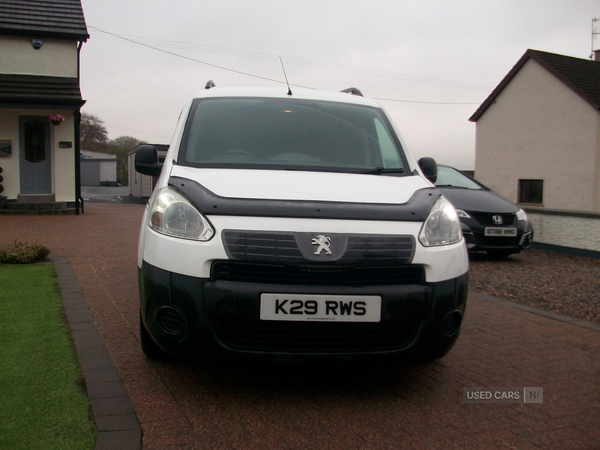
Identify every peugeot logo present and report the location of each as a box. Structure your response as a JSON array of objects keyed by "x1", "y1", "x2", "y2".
[
  {"x1": 492, "y1": 216, "x2": 503, "y2": 225},
  {"x1": 312, "y1": 235, "x2": 332, "y2": 255}
]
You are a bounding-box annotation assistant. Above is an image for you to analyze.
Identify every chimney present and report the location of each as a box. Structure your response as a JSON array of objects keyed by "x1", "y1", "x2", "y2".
[{"x1": 594, "y1": 50, "x2": 600, "y2": 61}]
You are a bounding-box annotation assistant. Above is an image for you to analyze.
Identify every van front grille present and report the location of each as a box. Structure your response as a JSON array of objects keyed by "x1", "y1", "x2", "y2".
[
  {"x1": 211, "y1": 262, "x2": 425, "y2": 286},
  {"x1": 216, "y1": 318, "x2": 418, "y2": 353},
  {"x1": 222, "y1": 231, "x2": 415, "y2": 265}
]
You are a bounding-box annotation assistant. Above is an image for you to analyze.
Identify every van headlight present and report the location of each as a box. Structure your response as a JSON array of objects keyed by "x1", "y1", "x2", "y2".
[
  {"x1": 419, "y1": 196, "x2": 462, "y2": 247},
  {"x1": 148, "y1": 187, "x2": 214, "y2": 241}
]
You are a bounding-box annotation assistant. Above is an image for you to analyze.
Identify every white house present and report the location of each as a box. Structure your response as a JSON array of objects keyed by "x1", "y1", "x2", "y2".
[
  {"x1": 470, "y1": 49, "x2": 600, "y2": 254},
  {"x1": 0, "y1": 0, "x2": 88, "y2": 214}
]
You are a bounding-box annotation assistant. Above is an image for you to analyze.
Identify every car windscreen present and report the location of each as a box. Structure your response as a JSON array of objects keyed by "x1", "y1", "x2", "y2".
[
  {"x1": 177, "y1": 97, "x2": 408, "y2": 174},
  {"x1": 435, "y1": 166, "x2": 483, "y2": 189}
]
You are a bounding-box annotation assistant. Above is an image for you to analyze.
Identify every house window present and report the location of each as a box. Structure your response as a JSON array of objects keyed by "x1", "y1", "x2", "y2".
[{"x1": 519, "y1": 179, "x2": 543, "y2": 204}]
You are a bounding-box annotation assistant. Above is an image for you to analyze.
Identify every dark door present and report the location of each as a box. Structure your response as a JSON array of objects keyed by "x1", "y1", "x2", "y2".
[{"x1": 19, "y1": 116, "x2": 52, "y2": 194}]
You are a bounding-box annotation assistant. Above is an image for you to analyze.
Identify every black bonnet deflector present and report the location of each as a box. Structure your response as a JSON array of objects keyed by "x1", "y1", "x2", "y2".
[{"x1": 168, "y1": 175, "x2": 439, "y2": 222}]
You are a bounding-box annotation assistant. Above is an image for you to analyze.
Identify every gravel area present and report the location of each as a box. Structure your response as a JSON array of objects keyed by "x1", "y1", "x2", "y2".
[{"x1": 469, "y1": 248, "x2": 600, "y2": 325}]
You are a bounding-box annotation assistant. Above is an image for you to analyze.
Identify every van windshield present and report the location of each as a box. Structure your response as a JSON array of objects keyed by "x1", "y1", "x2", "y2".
[{"x1": 178, "y1": 97, "x2": 407, "y2": 174}]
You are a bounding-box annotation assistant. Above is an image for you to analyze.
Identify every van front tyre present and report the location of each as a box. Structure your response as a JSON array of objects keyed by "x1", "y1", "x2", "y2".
[{"x1": 140, "y1": 312, "x2": 168, "y2": 359}]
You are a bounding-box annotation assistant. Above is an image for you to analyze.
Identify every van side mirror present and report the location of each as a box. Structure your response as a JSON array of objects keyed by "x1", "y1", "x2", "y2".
[
  {"x1": 135, "y1": 145, "x2": 163, "y2": 177},
  {"x1": 418, "y1": 157, "x2": 437, "y2": 184}
]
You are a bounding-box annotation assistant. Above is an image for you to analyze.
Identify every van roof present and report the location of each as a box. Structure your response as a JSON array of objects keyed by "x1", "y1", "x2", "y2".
[{"x1": 192, "y1": 85, "x2": 381, "y2": 108}]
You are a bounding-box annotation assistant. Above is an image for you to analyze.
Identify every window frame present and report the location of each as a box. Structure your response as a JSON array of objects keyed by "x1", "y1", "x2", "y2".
[{"x1": 518, "y1": 179, "x2": 544, "y2": 204}]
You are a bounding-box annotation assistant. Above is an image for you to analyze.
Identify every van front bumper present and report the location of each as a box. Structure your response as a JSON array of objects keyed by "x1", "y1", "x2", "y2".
[{"x1": 139, "y1": 260, "x2": 468, "y2": 360}]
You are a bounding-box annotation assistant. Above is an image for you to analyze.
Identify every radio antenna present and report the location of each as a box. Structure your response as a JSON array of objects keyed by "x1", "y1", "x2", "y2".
[
  {"x1": 592, "y1": 18, "x2": 600, "y2": 59},
  {"x1": 279, "y1": 56, "x2": 292, "y2": 95}
]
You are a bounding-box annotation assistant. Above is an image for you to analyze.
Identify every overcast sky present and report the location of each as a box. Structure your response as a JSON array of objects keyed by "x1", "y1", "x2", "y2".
[{"x1": 79, "y1": 0, "x2": 599, "y2": 169}]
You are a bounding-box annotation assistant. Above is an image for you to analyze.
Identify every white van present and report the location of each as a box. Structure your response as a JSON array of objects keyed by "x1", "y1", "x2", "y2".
[{"x1": 135, "y1": 83, "x2": 468, "y2": 361}]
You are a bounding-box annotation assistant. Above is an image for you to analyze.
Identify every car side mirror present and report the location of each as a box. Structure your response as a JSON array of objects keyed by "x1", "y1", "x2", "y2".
[
  {"x1": 135, "y1": 145, "x2": 163, "y2": 177},
  {"x1": 418, "y1": 157, "x2": 437, "y2": 184}
]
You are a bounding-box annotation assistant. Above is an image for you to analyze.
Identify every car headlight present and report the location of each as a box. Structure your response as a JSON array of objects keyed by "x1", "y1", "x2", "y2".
[
  {"x1": 148, "y1": 187, "x2": 214, "y2": 241},
  {"x1": 419, "y1": 196, "x2": 462, "y2": 247},
  {"x1": 516, "y1": 208, "x2": 528, "y2": 221},
  {"x1": 455, "y1": 209, "x2": 471, "y2": 219}
]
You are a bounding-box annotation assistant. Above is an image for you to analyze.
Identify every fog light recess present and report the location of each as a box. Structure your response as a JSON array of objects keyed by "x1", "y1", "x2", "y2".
[
  {"x1": 156, "y1": 306, "x2": 187, "y2": 337},
  {"x1": 441, "y1": 310, "x2": 462, "y2": 338}
]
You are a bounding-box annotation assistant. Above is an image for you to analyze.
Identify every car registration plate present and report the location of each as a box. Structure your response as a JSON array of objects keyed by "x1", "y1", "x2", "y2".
[
  {"x1": 484, "y1": 227, "x2": 517, "y2": 237},
  {"x1": 260, "y1": 294, "x2": 381, "y2": 322}
]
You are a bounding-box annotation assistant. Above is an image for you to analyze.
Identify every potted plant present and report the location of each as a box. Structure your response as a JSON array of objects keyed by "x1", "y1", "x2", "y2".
[{"x1": 48, "y1": 114, "x2": 64, "y2": 126}]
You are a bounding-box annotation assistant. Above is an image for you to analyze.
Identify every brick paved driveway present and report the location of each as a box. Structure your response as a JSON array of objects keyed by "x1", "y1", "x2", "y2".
[{"x1": 1, "y1": 203, "x2": 599, "y2": 449}]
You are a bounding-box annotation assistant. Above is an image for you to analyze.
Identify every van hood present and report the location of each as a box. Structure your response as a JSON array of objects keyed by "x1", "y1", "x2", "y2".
[{"x1": 170, "y1": 166, "x2": 431, "y2": 205}]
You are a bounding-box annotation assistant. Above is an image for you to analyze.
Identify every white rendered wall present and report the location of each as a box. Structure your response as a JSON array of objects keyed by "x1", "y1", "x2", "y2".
[
  {"x1": 474, "y1": 59, "x2": 599, "y2": 212},
  {"x1": 49, "y1": 111, "x2": 76, "y2": 202},
  {"x1": 529, "y1": 212, "x2": 600, "y2": 252},
  {"x1": 0, "y1": 110, "x2": 20, "y2": 199},
  {"x1": 0, "y1": 36, "x2": 78, "y2": 77}
]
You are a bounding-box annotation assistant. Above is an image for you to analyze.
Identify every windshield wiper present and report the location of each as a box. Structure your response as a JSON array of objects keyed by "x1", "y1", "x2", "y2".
[
  {"x1": 363, "y1": 167, "x2": 405, "y2": 175},
  {"x1": 436, "y1": 184, "x2": 482, "y2": 190}
]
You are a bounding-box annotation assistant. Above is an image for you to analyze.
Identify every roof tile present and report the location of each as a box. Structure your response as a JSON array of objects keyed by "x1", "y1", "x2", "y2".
[
  {"x1": 0, "y1": 74, "x2": 85, "y2": 108},
  {"x1": 470, "y1": 50, "x2": 600, "y2": 121},
  {"x1": 0, "y1": 0, "x2": 88, "y2": 41}
]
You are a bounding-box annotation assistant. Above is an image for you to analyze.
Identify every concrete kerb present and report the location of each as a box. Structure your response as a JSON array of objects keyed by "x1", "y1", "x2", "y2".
[{"x1": 50, "y1": 254, "x2": 142, "y2": 450}]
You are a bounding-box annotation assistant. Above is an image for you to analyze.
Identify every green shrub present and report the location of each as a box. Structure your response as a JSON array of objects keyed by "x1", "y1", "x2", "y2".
[{"x1": 0, "y1": 240, "x2": 50, "y2": 264}]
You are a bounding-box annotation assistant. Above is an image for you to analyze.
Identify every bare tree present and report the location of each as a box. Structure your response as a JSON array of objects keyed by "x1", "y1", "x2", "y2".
[
  {"x1": 80, "y1": 113, "x2": 109, "y2": 151},
  {"x1": 107, "y1": 136, "x2": 142, "y2": 186}
]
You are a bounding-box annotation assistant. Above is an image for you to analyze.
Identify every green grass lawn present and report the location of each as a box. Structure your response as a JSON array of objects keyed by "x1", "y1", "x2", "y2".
[{"x1": 0, "y1": 264, "x2": 96, "y2": 450}]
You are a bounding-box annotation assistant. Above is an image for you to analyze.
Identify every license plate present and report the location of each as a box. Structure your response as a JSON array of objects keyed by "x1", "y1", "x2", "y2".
[
  {"x1": 484, "y1": 227, "x2": 517, "y2": 237},
  {"x1": 260, "y1": 294, "x2": 381, "y2": 322}
]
